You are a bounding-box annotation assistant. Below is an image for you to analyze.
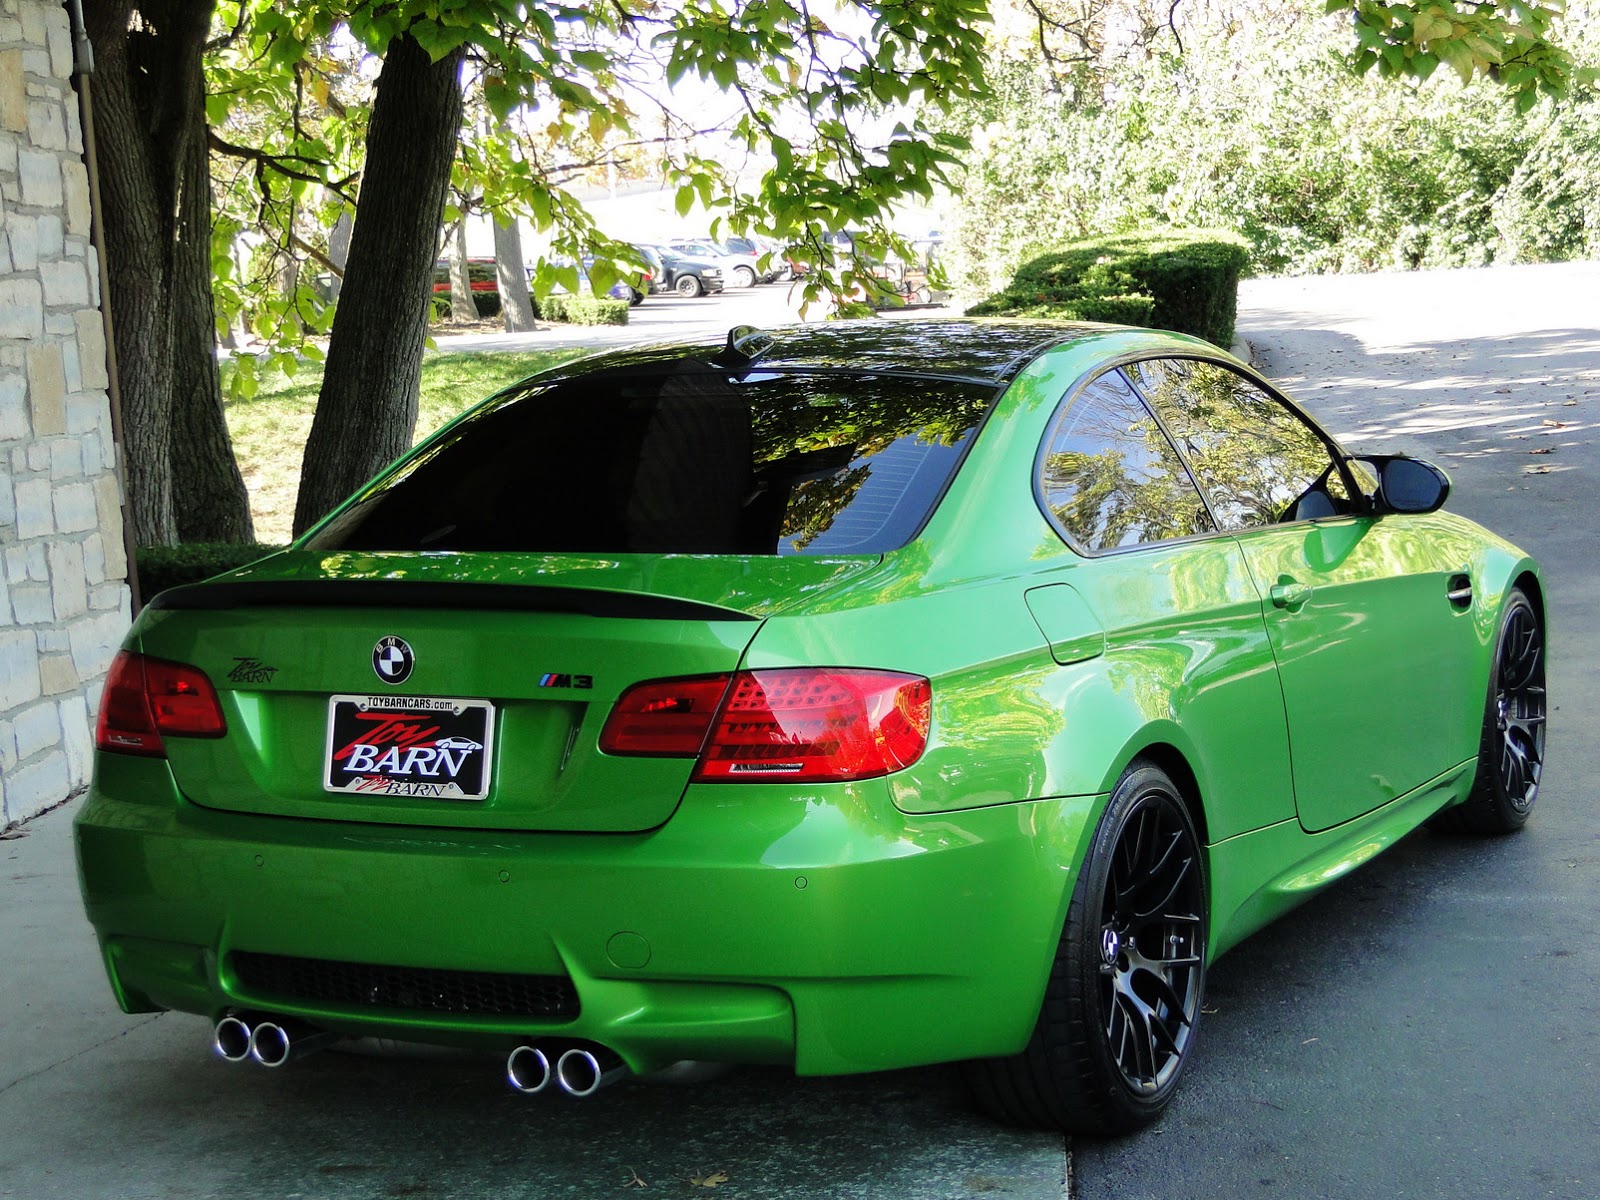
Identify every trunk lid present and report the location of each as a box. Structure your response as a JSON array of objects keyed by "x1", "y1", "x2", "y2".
[{"x1": 137, "y1": 551, "x2": 876, "y2": 832}]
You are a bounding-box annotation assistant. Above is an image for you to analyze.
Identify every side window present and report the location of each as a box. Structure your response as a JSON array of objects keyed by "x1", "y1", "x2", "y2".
[
  {"x1": 1039, "y1": 370, "x2": 1216, "y2": 552},
  {"x1": 1126, "y1": 358, "x2": 1352, "y2": 530}
]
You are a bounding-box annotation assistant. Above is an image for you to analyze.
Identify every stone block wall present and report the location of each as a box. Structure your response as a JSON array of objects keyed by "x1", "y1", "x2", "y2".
[{"x1": 0, "y1": 0, "x2": 131, "y2": 825}]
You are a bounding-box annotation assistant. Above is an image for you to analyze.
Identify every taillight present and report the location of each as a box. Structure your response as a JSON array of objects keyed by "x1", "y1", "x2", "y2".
[
  {"x1": 95, "y1": 651, "x2": 227, "y2": 757},
  {"x1": 600, "y1": 668, "x2": 931, "y2": 783},
  {"x1": 696, "y1": 669, "x2": 930, "y2": 782}
]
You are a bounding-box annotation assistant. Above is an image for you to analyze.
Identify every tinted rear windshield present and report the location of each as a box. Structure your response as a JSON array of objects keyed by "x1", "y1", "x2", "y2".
[{"x1": 304, "y1": 362, "x2": 996, "y2": 556}]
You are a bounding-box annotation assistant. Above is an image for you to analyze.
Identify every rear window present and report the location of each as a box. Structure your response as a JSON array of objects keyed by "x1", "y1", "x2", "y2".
[{"x1": 304, "y1": 362, "x2": 995, "y2": 556}]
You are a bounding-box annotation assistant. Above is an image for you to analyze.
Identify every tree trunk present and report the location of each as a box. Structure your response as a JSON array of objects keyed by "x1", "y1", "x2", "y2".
[
  {"x1": 84, "y1": 0, "x2": 178, "y2": 547},
  {"x1": 293, "y1": 34, "x2": 465, "y2": 536},
  {"x1": 278, "y1": 202, "x2": 303, "y2": 337},
  {"x1": 169, "y1": 21, "x2": 253, "y2": 544},
  {"x1": 84, "y1": 0, "x2": 251, "y2": 548},
  {"x1": 327, "y1": 208, "x2": 353, "y2": 301},
  {"x1": 494, "y1": 214, "x2": 537, "y2": 331},
  {"x1": 447, "y1": 213, "x2": 479, "y2": 322}
]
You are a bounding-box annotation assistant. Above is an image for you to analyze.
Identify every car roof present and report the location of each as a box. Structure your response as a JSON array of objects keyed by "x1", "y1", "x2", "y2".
[{"x1": 533, "y1": 319, "x2": 1109, "y2": 389}]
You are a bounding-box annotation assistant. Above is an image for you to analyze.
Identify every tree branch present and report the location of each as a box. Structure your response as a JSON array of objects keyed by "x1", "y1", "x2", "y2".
[
  {"x1": 289, "y1": 231, "x2": 343, "y2": 278},
  {"x1": 206, "y1": 130, "x2": 358, "y2": 204}
]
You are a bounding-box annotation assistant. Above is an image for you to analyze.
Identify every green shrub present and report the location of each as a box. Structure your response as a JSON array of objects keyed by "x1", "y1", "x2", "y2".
[
  {"x1": 540, "y1": 294, "x2": 629, "y2": 325},
  {"x1": 973, "y1": 228, "x2": 1250, "y2": 347},
  {"x1": 137, "y1": 543, "x2": 288, "y2": 599}
]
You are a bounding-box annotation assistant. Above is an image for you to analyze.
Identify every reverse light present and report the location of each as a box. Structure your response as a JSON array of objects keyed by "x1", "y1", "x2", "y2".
[
  {"x1": 600, "y1": 668, "x2": 932, "y2": 783},
  {"x1": 598, "y1": 675, "x2": 732, "y2": 756},
  {"x1": 95, "y1": 651, "x2": 227, "y2": 757}
]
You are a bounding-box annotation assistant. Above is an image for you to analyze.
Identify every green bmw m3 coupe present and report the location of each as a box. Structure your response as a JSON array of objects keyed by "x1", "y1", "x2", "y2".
[{"x1": 74, "y1": 319, "x2": 1546, "y2": 1134}]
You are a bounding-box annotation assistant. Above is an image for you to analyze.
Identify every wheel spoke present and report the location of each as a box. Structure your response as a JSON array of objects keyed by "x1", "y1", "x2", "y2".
[
  {"x1": 1142, "y1": 970, "x2": 1194, "y2": 1027},
  {"x1": 1133, "y1": 853, "x2": 1193, "y2": 923},
  {"x1": 1501, "y1": 736, "x2": 1532, "y2": 800}
]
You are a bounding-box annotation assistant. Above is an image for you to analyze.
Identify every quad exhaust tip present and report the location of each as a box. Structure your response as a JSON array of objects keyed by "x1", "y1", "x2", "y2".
[{"x1": 219, "y1": 1019, "x2": 629, "y2": 1095}]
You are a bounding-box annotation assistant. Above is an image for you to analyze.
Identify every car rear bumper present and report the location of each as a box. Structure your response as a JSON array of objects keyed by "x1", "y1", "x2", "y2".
[{"x1": 75, "y1": 754, "x2": 1102, "y2": 1076}]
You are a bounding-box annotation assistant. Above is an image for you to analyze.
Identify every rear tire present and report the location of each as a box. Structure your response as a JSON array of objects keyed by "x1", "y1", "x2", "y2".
[
  {"x1": 967, "y1": 762, "x2": 1206, "y2": 1134},
  {"x1": 1430, "y1": 587, "x2": 1545, "y2": 834}
]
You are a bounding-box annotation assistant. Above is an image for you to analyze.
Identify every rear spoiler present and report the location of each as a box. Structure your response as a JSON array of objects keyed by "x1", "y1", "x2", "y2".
[{"x1": 146, "y1": 580, "x2": 760, "y2": 623}]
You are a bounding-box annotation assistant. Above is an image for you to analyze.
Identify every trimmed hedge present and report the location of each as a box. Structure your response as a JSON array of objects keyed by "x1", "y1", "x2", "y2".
[
  {"x1": 137, "y1": 543, "x2": 287, "y2": 599},
  {"x1": 540, "y1": 294, "x2": 629, "y2": 326},
  {"x1": 969, "y1": 228, "x2": 1251, "y2": 347}
]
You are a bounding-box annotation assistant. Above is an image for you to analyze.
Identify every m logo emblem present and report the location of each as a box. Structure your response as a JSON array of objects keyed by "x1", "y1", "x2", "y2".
[{"x1": 372, "y1": 636, "x2": 415, "y2": 686}]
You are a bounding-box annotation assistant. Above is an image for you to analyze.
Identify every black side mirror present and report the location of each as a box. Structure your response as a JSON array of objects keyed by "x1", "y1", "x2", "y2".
[{"x1": 1353, "y1": 455, "x2": 1451, "y2": 514}]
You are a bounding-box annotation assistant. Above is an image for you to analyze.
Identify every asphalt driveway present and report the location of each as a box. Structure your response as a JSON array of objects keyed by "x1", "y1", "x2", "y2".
[
  {"x1": 3, "y1": 261, "x2": 1597, "y2": 1199},
  {"x1": 1077, "y1": 261, "x2": 1600, "y2": 1200}
]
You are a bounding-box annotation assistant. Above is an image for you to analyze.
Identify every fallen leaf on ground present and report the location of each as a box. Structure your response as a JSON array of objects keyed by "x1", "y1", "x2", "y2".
[
  {"x1": 1529, "y1": 447, "x2": 1555, "y2": 455},
  {"x1": 1526, "y1": 465, "x2": 1553, "y2": 474},
  {"x1": 623, "y1": 1167, "x2": 648, "y2": 1188},
  {"x1": 689, "y1": 1172, "x2": 729, "y2": 1189},
  {"x1": 0, "y1": 828, "x2": 26, "y2": 840},
  {"x1": 1543, "y1": 419, "x2": 1569, "y2": 427}
]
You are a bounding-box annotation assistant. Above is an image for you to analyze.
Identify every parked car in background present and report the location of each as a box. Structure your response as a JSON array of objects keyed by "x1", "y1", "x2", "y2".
[
  {"x1": 430, "y1": 258, "x2": 501, "y2": 316},
  {"x1": 722, "y1": 235, "x2": 791, "y2": 280},
  {"x1": 636, "y1": 244, "x2": 724, "y2": 297},
  {"x1": 575, "y1": 255, "x2": 647, "y2": 306},
  {"x1": 669, "y1": 239, "x2": 763, "y2": 288}
]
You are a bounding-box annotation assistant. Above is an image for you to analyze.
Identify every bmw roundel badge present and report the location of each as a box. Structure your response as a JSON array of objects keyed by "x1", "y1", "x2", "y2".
[{"x1": 372, "y1": 636, "x2": 415, "y2": 685}]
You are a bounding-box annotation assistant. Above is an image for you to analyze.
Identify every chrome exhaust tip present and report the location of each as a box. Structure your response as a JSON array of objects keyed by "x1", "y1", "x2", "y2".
[
  {"x1": 555, "y1": 1047, "x2": 627, "y2": 1097},
  {"x1": 506, "y1": 1045, "x2": 552, "y2": 1094},
  {"x1": 213, "y1": 1015, "x2": 253, "y2": 1063},
  {"x1": 247, "y1": 1019, "x2": 340, "y2": 1068}
]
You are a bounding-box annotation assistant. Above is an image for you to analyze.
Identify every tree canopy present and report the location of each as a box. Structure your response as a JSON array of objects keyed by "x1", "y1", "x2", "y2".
[
  {"x1": 83, "y1": 0, "x2": 1592, "y2": 549},
  {"x1": 942, "y1": 0, "x2": 1598, "y2": 299}
]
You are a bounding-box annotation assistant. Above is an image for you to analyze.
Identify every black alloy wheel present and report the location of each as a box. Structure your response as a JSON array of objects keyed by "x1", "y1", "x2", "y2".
[
  {"x1": 1096, "y1": 785, "x2": 1205, "y2": 1098},
  {"x1": 1432, "y1": 587, "x2": 1546, "y2": 834},
  {"x1": 966, "y1": 762, "x2": 1207, "y2": 1134}
]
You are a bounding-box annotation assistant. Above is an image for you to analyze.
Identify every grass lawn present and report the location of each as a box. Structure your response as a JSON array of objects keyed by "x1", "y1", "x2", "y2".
[{"x1": 226, "y1": 347, "x2": 589, "y2": 544}]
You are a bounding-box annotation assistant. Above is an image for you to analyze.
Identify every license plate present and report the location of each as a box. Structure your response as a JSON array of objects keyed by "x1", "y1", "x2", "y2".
[{"x1": 324, "y1": 694, "x2": 494, "y2": 800}]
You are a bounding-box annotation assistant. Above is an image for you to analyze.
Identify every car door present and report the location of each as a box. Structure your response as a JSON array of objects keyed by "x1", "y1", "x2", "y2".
[
  {"x1": 1035, "y1": 367, "x2": 1296, "y2": 842},
  {"x1": 1126, "y1": 357, "x2": 1480, "y2": 833}
]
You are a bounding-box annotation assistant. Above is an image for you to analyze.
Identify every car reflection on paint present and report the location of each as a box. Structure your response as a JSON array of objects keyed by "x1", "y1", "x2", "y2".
[{"x1": 74, "y1": 319, "x2": 1545, "y2": 1134}]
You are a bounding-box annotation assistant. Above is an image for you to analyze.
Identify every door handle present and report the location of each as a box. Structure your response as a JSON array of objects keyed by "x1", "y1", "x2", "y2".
[
  {"x1": 1447, "y1": 573, "x2": 1473, "y2": 609},
  {"x1": 1270, "y1": 580, "x2": 1311, "y2": 610}
]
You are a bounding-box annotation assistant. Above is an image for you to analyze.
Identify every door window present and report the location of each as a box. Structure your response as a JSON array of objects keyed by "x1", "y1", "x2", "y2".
[
  {"x1": 1125, "y1": 359, "x2": 1355, "y2": 530},
  {"x1": 1038, "y1": 369, "x2": 1215, "y2": 552}
]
